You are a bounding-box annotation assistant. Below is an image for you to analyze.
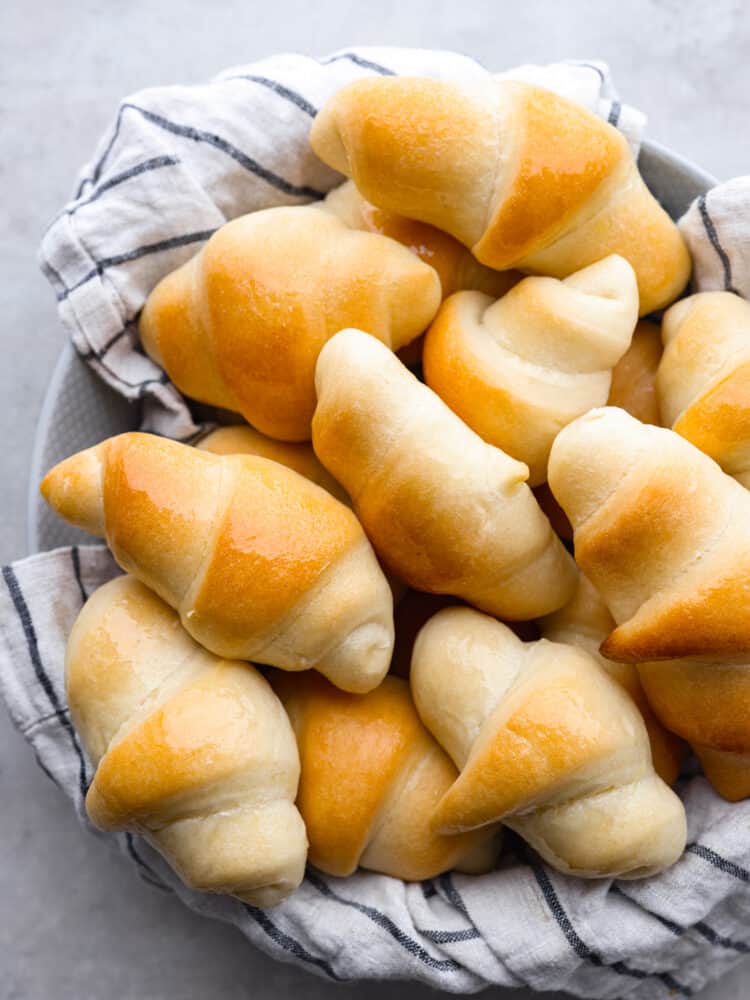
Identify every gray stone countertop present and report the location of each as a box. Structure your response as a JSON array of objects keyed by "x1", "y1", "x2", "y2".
[{"x1": 2, "y1": 1, "x2": 750, "y2": 996}]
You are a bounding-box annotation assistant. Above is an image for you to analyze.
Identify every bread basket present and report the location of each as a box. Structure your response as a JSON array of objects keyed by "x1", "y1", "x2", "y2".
[{"x1": 22, "y1": 47, "x2": 750, "y2": 1000}]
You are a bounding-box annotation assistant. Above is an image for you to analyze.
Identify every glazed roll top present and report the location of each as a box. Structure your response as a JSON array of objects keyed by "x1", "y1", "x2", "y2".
[
  {"x1": 658, "y1": 291, "x2": 750, "y2": 486},
  {"x1": 411, "y1": 607, "x2": 686, "y2": 879},
  {"x1": 41, "y1": 432, "x2": 394, "y2": 692},
  {"x1": 539, "y1": 574, "x2": 685, "y2": 785},
  {"x1": 423, "y1": 254, "x2": 638, "y2": 484},
  {"x1": 608, "y1": 319, "x2": 663, "y2": 424},
  {"x1": 273, "y1": 671, "x2": 499, "y2": 880},
  {"x1": 67, "y1": 575, "x2": 307, "y2": 907},
  {"x1": 548, "y1": 407, "x2": 750, "y2": 662},
  {"x1": 139, "y1": 204, "x2": 441, "y2": 441},
  {"x1": 311, "y1": 77, "x2": 690, "y2": 313},
  {"x1": 313, "y1": 328, "x2": 577, "y2": 619}
]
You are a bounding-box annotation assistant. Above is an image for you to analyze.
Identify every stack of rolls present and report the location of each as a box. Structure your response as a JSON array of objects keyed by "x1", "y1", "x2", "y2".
[{"x1": 45, "y1": 70, "x2": 750, "y2": 909}]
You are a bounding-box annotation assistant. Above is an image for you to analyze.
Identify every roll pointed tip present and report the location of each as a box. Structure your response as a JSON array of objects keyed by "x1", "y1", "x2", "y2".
[
  {"x1": 39, "y1": 446, "x2": 106, "y2": 538},
  {"x1": 319, "y1": 619, "x2": 394, "y2": 694},
  {"x1": 310, "y1": 101, "x2": 351, "y2": 175}
]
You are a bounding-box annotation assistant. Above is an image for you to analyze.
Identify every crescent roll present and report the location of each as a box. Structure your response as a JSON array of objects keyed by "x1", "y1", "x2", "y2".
[
  {"x1": 67, "y1": 575, "x2": 307, "y2": 907},
  {"x1": 312, "y1": 329, "x2": 577, "y2": 620},
  {"x1": 411, "y1": 607, "x2": 686, "y2": 879},
  {"x1": 196, "y1": 423, "x2": 406, "y2": 604},
  {"x1": 139, "y1": 205, "x2": 441, "y2": 441},
  {"x1": 548, "y1": 406, "x2": 750, "y2": 663},
  {"x1": 273, "y1": 671, "x2": 499, "y2": 880},
  {"x1": 539, "y1": 574, "x2": 685, "y2": 785},
  {"x1": 41, "y1": 432, "x2": 393, "y2": 693},
  {"x1": 658, "y1": 292, "x2": 750, "y2": 486},
  {"x1": 423, "y1": 255, "x2": 638, "y2": 484},
  {"x1": 608, "y1": 319, "x2": 663, "y2": 425},
  {"x1": 310, "y1": 77, "x2": 690, "y2": 313}
]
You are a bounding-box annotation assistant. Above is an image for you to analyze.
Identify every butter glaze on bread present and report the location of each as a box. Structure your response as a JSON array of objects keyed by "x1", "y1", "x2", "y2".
[
  {"x1": 411, "y1": 607, "x2": 686, "y2": 878},
  {"x1": 67, "y1": 575, "x2": 307, "y2": 907},
  {"x1": 273, "y1": 671, "x2": 499, "y2": 880},
  {"x1": 196, "y1": 424, "x2": 406, "y2": 604},
  {"x1": 42, "y1": 432, "x2": 393, "y2": 692},
  {"x1": 548, "y1": 407, "x2": 750, "y2": 663},
  {"x1": 637, "y1": 656, "x2": 750, "y2": 801},
  {"x1": 311, "y1": 77, "x2": 690, "y2": 314},
  {"x1": 423, "y1": 255, "x2": 638, "y2": 484},
  {"x1": 548, "y1": 409, "x2": 750, "y2": 800},
  {"x1": 608, "y1": 319, "x2": 663, "y2": 425},
  {"x1": 539, "y1": 574, "x2": 685, "y2": 785},
  {"x1": 658, "y1": 291, "x2": 750, "y2": 485},
  {"x1": 313, "y1": 329, "x2": 577, "y2": 620},
  {"x1": 139, "y1": 205, "x2": 441, "y2": 441}
]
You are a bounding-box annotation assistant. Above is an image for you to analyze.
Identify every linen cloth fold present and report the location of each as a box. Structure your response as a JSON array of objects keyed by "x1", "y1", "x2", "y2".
[{"x1": 3, "y1": 45, "x2": 750, "y2": 999}]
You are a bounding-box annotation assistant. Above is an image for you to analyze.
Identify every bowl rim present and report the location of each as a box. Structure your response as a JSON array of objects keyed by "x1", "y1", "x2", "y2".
[{"x1": 26, "y1": 137, "x2": 720, "y2": 555}]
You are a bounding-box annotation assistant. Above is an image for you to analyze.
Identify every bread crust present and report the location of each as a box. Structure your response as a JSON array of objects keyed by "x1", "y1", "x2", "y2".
[
  {"x1": 67, "y1": 575, "x2": 307, "y2": 907},
  {"x1": 42, "y1": 433, "x2": 394, "y2": 692},
  {"x1": 311, "y1": 77, "x2": 690, "y2": 314}
]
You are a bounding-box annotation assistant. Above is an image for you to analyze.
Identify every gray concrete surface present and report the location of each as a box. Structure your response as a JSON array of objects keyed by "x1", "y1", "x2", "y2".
[{"x1": 2, "y1": 0, "x2": 750, "y2": 996}]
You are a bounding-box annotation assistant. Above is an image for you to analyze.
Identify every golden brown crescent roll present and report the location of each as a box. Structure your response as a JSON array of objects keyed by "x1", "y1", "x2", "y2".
[
  {"x1": 658, "y1": 292, "x2": 750, "y2": 486},
  {"x1": 548, "y1": 406, "x2": 750, "y2": 663},
  {"x1": 637, "y1": 656, "x2": 750, "y2": 801},
  {"x1": 312, "y1": 329, "x2": 577, "y2": 619},
  {"x1": 423, "y1": 255, "x2": 638, "y2": 484},
  {"x1": 196, "y1": 424, "x2": 406, "y2": 604},
  {"x1": 411, "y1": 607, "x2": 687, "y2": 879},
  {"x1": 272, "y1": 671, "x2": 499, "y2": 880},
  {"x1": 549, "y1": 405, "x2": 750, "y2": 799},
  {"x1": 539, "y1": 574, "x2": 685, "y2": 785},
  {"x1": 197, "y1": 425, "x2": 349, "y2": 503},
  {"x1": 139, "y1": 205, "x2": 441, "y2": 441},
  {"x1": 608, "y1": 319, "x2": 663, "y2": 424},
  {"x1": 41, "y1": 432, "x2": 393, "y2": 693},
  {"x1": 310, "y1": 77, "x2": 690, "y2": 314},
  {"x1": 67, "y1": 575, "x2": 307, "y2": 907},
  {"x1": 322, "y1": 180, "x2": 520, "y2": 299}
]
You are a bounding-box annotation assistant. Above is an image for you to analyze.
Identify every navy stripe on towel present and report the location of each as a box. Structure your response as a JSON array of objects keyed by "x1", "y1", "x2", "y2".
[
  {"x1": 611, "y1": 884, "x2": 750, "y2": 955},
  {"x1": 527, "y1": 851, "x2": 691, "y2": 996},
  {"x1": 2, "y1": 565, "x2": 89, "y2": 800},
  {"x1": 125, "y1": 833, "x2": 172, "y2": 893},
  {"x1": 70, "y1": 546, "x2": 88, "y2": 604},
  {"x1": 320, "y1": 52, "x2": 396, "y2": 76},
  {"x1": 221, "y1": 74, "x2": 318, "y2": 117},
  {"x1": 416, "y1": 927, "x2": 480, "y2": 944},
  {"x1": 307, "y1": 870, "x2": 462, "y2": 973},
  {"x1": 607, "y1": 100, "x2": 621, "y2": 126},
  {"x1": 243, "y1": 903, "x2": 342, "y2": 980},
  {"x1": 121, "y1": 103, "x2": 325, "y2": 197},
  {"x1": 57, "y1": 228, "x2": 217, "y2": 302},
  {"x1": 70, "y1": 155, "x2": 180, "y2": 215},
  {"x1": 77, "y1": 102, "x2": 325, "y2": 201},
  {"x1": 697, "y1": 194, "x2": 739, "y2": 294},
  {"x1": 687, "y1": 842, "x2": 750, "y2": 882}
]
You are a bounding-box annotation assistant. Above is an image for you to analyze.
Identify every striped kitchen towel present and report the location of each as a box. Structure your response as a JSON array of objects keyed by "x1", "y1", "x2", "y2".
[{"x1": 4, "y1": 45, "x2": 750, "y2": 1000}]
